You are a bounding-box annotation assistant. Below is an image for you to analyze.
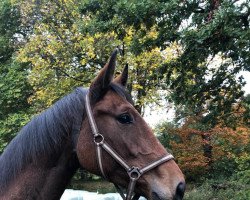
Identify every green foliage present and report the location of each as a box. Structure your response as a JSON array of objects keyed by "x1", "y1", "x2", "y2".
[
  {"x1": 0, "y1": 0, "x2": 20, "y2": 61},
  {"x1": 0, "y1": 111, "x2": 32, "y2": 153},
  {"x1": 6, "y1": 0, "x2": 249, "y2": 125},
  {"x1": 79, "y1": 0, "x2": 189, "y2": 50},
  {"x1": 0, "y1": 0, "x2": 32, "y2": 153},
  {"x1": 80, "y1": 0, "x2": 250, "y2": 127},
  {"x1": 0, "y1": 61, "x2": 32, "y2": 118},
  {"x1": 17, "y1": 0, "x2": 99, "y2": 109},
  {"x1": 235, "y1": 153, "x2": 250, "y2": 173},
  {"x1": 155, "y1": 121, "x2": 177, "y2": 149},
  {"x1": 15, "y1": 0, "x2": 174, "y2": 114},
  {"x1": 167, "y1": 0, "x2": 250, "y2": 128},
  {"x1": 185, "y1": 177, "x2": 250, "y2": 200},
  {"x1": 242, "y1": 94, "x2": 250, "y2": 127},
  {"x1": 233, "y1": 153, "x2": 250, "y2": 189}
]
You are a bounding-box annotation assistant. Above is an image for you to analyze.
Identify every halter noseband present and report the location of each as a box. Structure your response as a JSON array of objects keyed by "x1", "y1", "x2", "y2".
[{"x1": 85, "y1": 92, "x2": 174, "y2": 200}]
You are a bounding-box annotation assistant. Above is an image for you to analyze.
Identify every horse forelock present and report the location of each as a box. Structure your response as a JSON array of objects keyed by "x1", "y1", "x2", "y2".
[
  {"x1": 110, "y1": 83, "x2": 134, "y2": 105},
  {"x1": 0, "y1": 87, "x2": 87, "y2": 191}
]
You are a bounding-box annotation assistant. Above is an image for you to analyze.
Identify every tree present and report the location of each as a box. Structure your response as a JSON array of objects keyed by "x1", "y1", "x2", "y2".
[
  {"x1": 156, "y1": 120, "x2": 250, "y2": 181},
  {"x1": 17, "y1": 0, "x2": 120, "y2": 109},
  {"x1": 17, "y1": 0, "x2": 174, "y2": 114},
  {"x1": 242, "y1": 94, "x2": 250, "y2": 127},
  {"x1": 79, "y1": 0, "x2": 250, "y2": 127},
  {"x1": 0, "y1": 0, "x2": 32, "y2": 152},
  {"x1": 1, "y1": 0, "x2": 175, "y2": 153}
]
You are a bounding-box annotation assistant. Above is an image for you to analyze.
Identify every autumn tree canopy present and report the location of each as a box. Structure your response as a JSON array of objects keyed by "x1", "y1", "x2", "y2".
[{"x1": 0, "y1": 0, "x2": 249, "y2": 176}]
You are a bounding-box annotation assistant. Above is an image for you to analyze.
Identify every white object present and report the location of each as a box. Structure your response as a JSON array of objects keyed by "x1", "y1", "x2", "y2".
[{"x1": 60, "y1": 189, "x2": 146, "y2": 200}]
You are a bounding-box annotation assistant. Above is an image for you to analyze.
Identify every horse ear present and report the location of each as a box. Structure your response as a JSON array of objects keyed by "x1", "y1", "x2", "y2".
[
  {"x1": 89, "y1": 49, "x2": 118, "y2": 102},
  {"x1": 113, "y1": 63, "x2": 128, "y2": 86}
]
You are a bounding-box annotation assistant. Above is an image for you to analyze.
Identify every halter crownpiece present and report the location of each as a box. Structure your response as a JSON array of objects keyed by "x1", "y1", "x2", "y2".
[{"x1": 85, "y1": 92, "x2": 174, "y2": 200}]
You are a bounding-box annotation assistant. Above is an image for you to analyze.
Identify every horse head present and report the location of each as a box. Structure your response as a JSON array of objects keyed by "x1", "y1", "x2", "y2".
[{"x1": 77, "y1": 49, "x2": 185, "y2": 200}]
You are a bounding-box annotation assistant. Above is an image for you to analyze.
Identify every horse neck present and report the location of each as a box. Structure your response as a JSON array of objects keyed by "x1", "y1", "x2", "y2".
[
  {"x1": 36, "y1": 143, "x2": 80, "y2": 200},
  {"x1": 43, "y1": 157, "x2": 79, "y2": 198},
  {"x1": 0, "y1": 88, "x2": 87, "y2": 199},
  {"x1": 1, "y1": 142, "x2": 80, "y2": 200}
]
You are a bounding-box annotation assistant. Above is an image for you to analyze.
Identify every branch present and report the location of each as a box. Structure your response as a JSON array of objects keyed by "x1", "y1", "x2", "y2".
[
  {"x1": 53, "y1": 66, "x2": 90, "y2": 83},
  {"x1": 206, "y1": 0, "x2": 220, "y2": 23}
]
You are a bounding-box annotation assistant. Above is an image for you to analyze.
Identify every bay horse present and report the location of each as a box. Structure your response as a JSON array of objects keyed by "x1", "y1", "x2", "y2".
[{"x1": 0, "y1": 49, "x2": 185, "y2": 200}]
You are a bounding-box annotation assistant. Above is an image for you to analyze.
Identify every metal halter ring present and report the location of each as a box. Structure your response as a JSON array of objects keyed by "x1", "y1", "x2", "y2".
[
  {"x1": 128, "y1": 167, "x2": 141, "y2": 180},
  {"x1": 94, "y1": 134, "x2": 104, "y2": 145}
]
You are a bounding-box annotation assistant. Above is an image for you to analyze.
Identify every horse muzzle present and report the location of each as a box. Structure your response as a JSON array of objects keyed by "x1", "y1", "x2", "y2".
[
  {"x1": 151, "y1": 181, "x2": 186, "y2": 200},
  {"x1": 174, "y1": 182, "x2": 185, "y2": 200}
]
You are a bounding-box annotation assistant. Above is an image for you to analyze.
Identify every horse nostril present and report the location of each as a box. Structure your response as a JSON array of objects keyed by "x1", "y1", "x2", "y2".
[{"x1": 175, "y1": 182, "x2": 186, "y2": 200}]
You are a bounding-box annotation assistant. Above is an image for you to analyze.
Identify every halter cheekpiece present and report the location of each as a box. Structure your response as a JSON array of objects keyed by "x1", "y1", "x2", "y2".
[{"x1": 84, "y1": 92, "x2": 174, "y2": 200}]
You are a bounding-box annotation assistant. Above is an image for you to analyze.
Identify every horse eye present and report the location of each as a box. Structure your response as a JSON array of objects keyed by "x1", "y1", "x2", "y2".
[{"x1": 117, "y1": 113, "x2": 133, "y2": 124}]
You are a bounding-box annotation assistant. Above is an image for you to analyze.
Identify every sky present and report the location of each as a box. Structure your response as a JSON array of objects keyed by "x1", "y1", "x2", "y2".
[{"x1": 144, "y1": 71, "x2": 250, "y2": 127}]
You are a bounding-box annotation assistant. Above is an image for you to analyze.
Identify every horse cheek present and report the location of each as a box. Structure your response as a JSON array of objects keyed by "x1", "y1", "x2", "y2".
[{"x1": 76, "y1": 132, "x2": 100, "y2": 175}]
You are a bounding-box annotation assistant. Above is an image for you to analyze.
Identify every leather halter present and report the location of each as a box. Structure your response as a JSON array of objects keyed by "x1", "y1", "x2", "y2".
[{"x1": 85, "y1": 92, "x2": 174, "y2": 200}]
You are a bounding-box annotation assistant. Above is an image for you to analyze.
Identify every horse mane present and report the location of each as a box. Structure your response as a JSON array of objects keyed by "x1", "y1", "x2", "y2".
[
  {"x1": 0, "y1": 87, "x2": 88, "y2": 191},
  {"x1": 0, "y1": 84, "x2": 132, "y2": 191}
]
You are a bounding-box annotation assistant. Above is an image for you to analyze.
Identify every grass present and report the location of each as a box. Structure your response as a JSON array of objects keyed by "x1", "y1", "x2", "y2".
[
  {"x1": 185, "y1": 179, "x2": 250, "y2": 200},
  {"x1": 69, "y1": 179, "x2": 116, "y2": 194}
]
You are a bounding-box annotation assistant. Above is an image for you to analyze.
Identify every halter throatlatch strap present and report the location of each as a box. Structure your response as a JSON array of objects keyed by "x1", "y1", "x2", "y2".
[{"x1": 85, "y1": 93, "x2": 174, "y2": 200}]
